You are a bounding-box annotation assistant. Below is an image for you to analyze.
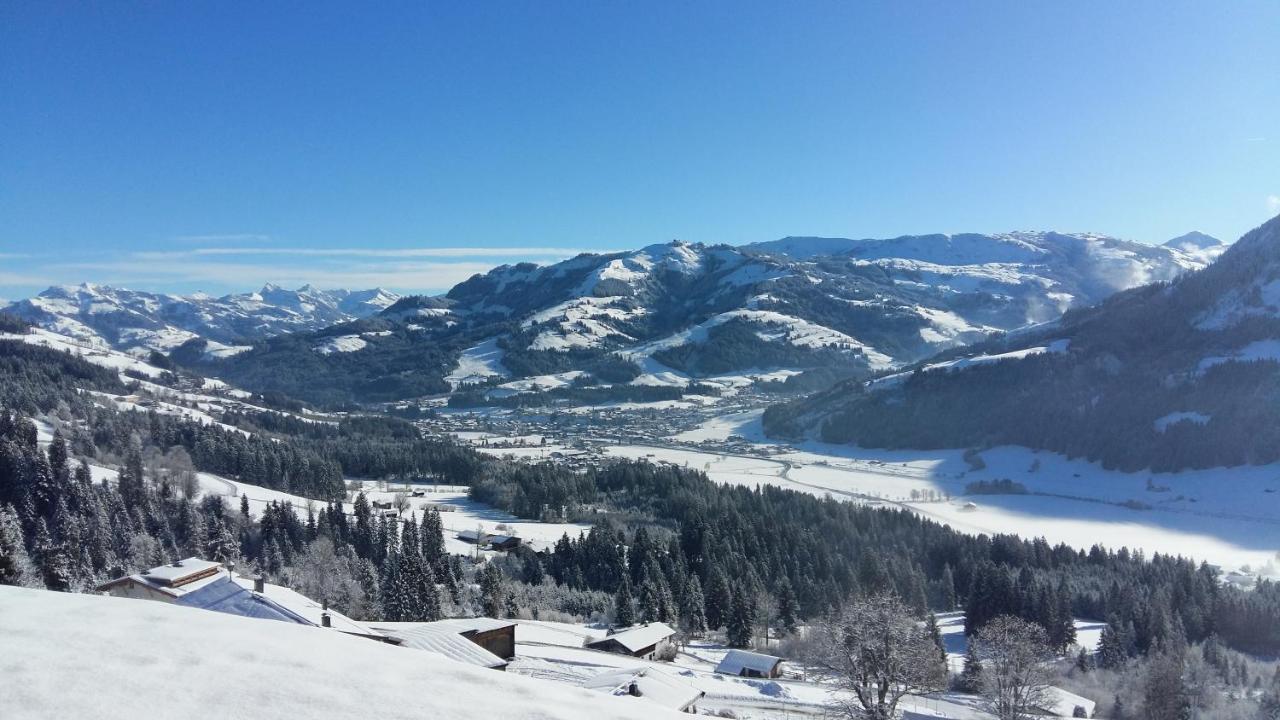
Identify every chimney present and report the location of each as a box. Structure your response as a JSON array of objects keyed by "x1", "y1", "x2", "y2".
[
  {"x1": 628, "y1": 682, "x2": 640, "y2": 697},
  {"x1": 321, "y1": 612, "x2": 332, "y2": 628},
  {"x1": 322, "y1": 599, "x2": 329, "y2": 611},
  {"x1": 254, "y1": 576, "x2": 265, "y2": 593}
]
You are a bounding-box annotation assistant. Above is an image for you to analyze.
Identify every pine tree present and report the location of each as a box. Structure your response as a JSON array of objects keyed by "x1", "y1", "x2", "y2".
[
  {"x1": 1098, "y1": 616, "x2": 1130, "y2": 669},
  {"x1": 926, "y1": 612, "x2": 947, "y2": 665},
  {"x1": 776, "y1": 576, "x2": 799, "y2": 634},
  {"x1": 941, "y1": 564, "x2": 958, "y2": 610},
  {"x1": 680, "y1": 575, "x2": 707, "y2": 637},
  {"x1": 32, "y1": 517, "x2": 72, "y2": 591},
  {"x1": 614, "y1": 576, "x2": 635, "y2": 627},
  {"x1": 727, "y1": 586, "x2": 755, "y2": 648},
  {"x1": 958, "y1": 641, "x2": 983, "y2": 693},
  {"x1": 639, "y1": 578, "x2": 660, "y2": 624},
  {"x1": 706, "y1": 568, "x2": 733, "y2": 630},
  {"x1": 0, "y1": 504, "x2": 38, "y2": 587},
  {"x1": 480, "y1": 562, "x2": 503, "y2": 618}
]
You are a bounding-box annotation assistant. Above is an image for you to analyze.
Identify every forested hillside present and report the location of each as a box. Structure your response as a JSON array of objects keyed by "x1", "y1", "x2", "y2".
[{"x1": 765, "y1": 215, "x2": 1280, "y2": 472}]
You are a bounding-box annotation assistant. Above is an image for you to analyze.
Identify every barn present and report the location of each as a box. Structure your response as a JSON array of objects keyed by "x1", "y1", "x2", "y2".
[
  {"x1": 582, "y1": 666, "x2": 704, "y2": 713},
  {"x1": 585, "y1": 623, "x2": 676, "y2": 660},
  {"x1": 373, "y1": 617, "x2": 516, "y2": 670},
  {"x1": 715, "y1": 649, "x2": 784, "y2": 678}
]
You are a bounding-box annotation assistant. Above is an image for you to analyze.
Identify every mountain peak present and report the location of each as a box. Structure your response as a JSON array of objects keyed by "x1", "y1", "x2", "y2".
[{"x1": 1163, "y1": 231, "x2": 1223, "y2": 250}]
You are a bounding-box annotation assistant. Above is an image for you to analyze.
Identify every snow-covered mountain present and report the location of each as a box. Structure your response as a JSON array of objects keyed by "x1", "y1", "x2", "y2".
[
  {"x1": 3, "y1": 283, "x2": 399, "y2": 356},
  {"x1": 762, "y1": 216, "x2": 1279, "y2": 473},
  {"x1": 212, "y1": 230, "x2": 1216, "y2": 405},
  {"x1": 433, "y1": 231, "x2": 1219, "y2": 376}
]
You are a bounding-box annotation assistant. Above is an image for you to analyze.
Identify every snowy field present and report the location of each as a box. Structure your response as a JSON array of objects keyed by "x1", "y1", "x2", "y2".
[
  {"x1": 192, "y1": 473, "x2": 591, "y2": 555},
  {"x1": 597, "y1": 437, "x2": 1280, "y2": 577},
  {"x1": 0, "y1": 586, "x2": 683, "y2": 720},
  {"x1": 506, "y1": 617, "x2": 1006, "y2": 719}
]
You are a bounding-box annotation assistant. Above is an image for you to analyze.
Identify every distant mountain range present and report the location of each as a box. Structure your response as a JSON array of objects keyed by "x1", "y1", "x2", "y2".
[
  {"x1": 3, "y1": 283, "x2": 399, "y2": 357},
  {"x1": 3, "y1": 229, "x2": 1226, "y2": 405},
  {"x1": 763, "y1": 217, "x2": 1278, "y2": 472}
]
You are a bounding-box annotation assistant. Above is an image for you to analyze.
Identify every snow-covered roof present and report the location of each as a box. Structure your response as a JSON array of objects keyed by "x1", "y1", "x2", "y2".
[
  {"x1": 588, "y1": 623, "x2": 676, "y2": 653},
  {"x1": 1, "y1": 585, "x2": 684, "y2": 720},
  {"x1": 714, "y1": 649, "x2": 783, "y2": 675},
  {"x1": 422, "y1": 617, "x2": 516, "y2": 634},
  {"x1": 136, "y1": 557, "x2": 223, "y2": 587},
  {"x1": 375, "y1": 624, "x2": 507, "y2": 669},
  {"x1": 96, "y1": 558, "x2": 227, "y2": 598},
  {"x1": 1036, "y1": 686, "x2": 1097, "y2": 717},
  {"x1": 174, "y1": 576, "x2": 312, "y2": 626},
  {"x1": 229, "y1": 575, "x2": 381, "y2": 638},
  {"x1": 582, "y1": 666, "x2": 703, "y2": 711}
]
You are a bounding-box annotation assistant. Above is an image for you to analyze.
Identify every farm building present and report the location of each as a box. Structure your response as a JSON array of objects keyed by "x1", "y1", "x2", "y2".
[
  {"x1": 95, "y1": 557, "x2": 227, "y2": 602},
  {"x1": 585, "y1": 622, "x2": 676, "y2": 660},
  {"x1": 96, "y1": 558, "x2": 385, "y2": 641},
  {"x1": 456, "y1": 530, "x2": 523, "y2": 552},
  {"x1": 715, "y1": 649, "x2": 784, "y2": 678},
  {"x1": 373, "y1": 617, "x2": 516, "y2": 670},
  {"x1": 582, "y1": 666, "x2": 704, "y2": 713},
  {"x1": 175, "y1": 575, "x2": 311, "y2": 626}
]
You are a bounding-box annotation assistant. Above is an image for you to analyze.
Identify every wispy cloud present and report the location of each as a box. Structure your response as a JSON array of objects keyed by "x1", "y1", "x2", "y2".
[
  {"x1": 135, "y1": 246, "x2": 598, "y2": 261},
  {"x1": 169, "y1": 233, "x2": 274, "y2": 245},
  {"x1": 51, "y1": 259, "x2": 507, "y2": 293},
  {"x1": 1269, "y1": 195, "x2": 1280, "y2": 216}
]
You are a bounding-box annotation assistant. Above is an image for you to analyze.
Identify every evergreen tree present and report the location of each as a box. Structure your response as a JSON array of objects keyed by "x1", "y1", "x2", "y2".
[
  {"x1": 940, "y1": 563, "x2": 958, "y2": 610},
  {"x1": 0, "y1": 503, "x2": 38, "y2": 587},
  {"x1": 706, "y1": 568, "x2": 733, "y2": 630},
  {"x1": 32, "y1": 517, "x2": 71, "y2": 591},
  {"x1": 614, "y1": 576, "x2": 635, "y2": 627},
  {"x1": 958, "y1": 641, "x2": 983, "y2": 693},
  {"x1": 680, "y1": 575, "x2": 707, "y2": 637},
  {"x1": 926, "y1": 612, "x2": 947, "y2": 665},
  {"x1": 776, "y1": 576, "x2": 799, "y2": 634},
  {"x1": 1098, "y1": 616, "x2": 1130, "y2": 669},
  {"x1": 727, "y1": 585, "x2": 755, "y2": 648},
  {"x1": 480, "y1": 562, "x2": 503, "y2": 618}
]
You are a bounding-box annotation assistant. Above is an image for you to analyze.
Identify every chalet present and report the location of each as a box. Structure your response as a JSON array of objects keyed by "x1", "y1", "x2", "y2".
[
  {"x1": 373, "y1": 617, "x2": 516, "y2": 670},
  {"x1": 96, "y1": 558, "x2": 385, "y2": 641},
  {"x1": 585, "y1": 622, "x2": 676, "y2": 660},
  {"x1": 582, "y1": 666, "x2": 704, "y2": 714},
  {"x1": 715, "y1": 649, "x2": 784, "y2": 678},
  {"x1": 94, "y1": 557, "x2": 225, "y2": 602}
]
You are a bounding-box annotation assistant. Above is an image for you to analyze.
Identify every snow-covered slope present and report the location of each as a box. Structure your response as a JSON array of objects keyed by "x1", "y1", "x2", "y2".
[
  {"x1": 0, "y1": 586, "x2": 682, "y2": 720},
  {"x1": 437, "y1": 232, "x2": 1216, "y2": 384},
  {"x1": 4, "y1": 283, "x2": 399, "y2": 355},
  {"x1": 193, "y1": 229, "x2": 1223, "y2": 405},
  {"x1": 764, "y1": 215, "x2": 1280, "y2": 473}
]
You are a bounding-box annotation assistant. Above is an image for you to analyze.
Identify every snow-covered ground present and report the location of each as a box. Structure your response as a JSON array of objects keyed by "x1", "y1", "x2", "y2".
[
  {"x1": 445, "y1": 338, "x2": 510, "y2": 387},
  {"x1": 193, "y1": 473, "x2": 591, "y2": 555},
  {"x1": 313, "y1": 334, "x2": 367, "y2": 354},
  {"x1": 0, "y1": 586, "x2": 683, "y2": 720},
  {"x1": 597, "y1": 438, "x2": 1280, "y2": 577},
  {"x1": 507, "y1": 618, "x2": 997, "y2": 719}
]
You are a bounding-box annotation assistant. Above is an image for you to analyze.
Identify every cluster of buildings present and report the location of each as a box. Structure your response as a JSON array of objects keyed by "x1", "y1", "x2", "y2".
[{"x1": 94, "y1": 557, "x2": 788, "y2": 716}]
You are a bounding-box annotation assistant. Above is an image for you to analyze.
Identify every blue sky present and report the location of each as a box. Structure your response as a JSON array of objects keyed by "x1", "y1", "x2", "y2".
[{"x1": 1, "y1": 1, "x2": 1277, "y2": 298}]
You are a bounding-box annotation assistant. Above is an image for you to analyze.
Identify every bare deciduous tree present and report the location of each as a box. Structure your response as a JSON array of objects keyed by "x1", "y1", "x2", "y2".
[
  {"x1": 975, "y1": 615, "x2": 1054, "y2": 720},
  {"x1": 805, "y1": 593, "x2": 947, "y2": 720}
]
